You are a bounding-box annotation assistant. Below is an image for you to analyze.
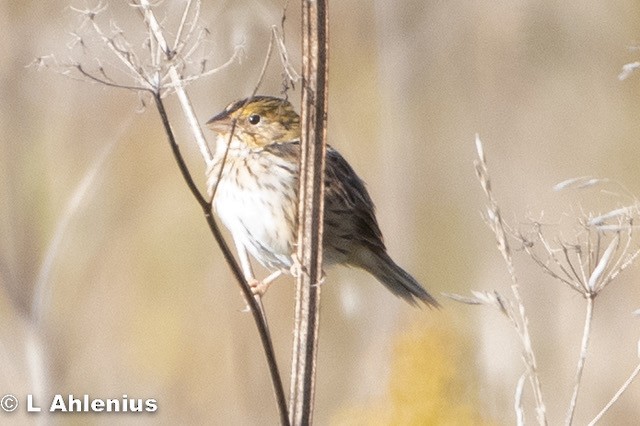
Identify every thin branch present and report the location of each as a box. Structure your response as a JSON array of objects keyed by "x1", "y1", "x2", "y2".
[
  {"x1": 273, "y1": 26, "x2": 301, "y2": 84},
  {"x1": 136, "y1": 4, "x2": 290, "y2": 421},
  {"x1": 180, "y1": 27, "x2": 209, "y2": 63},
  {"x1": 520, "y1": 241, "x2": 581, "y2": 292},
  {"x1": 75, "y1": 63, "x2": 149, "y2": 91},
  {"x1": 174, "y1": 0, "x2": 202, "y2": 58},
  {"x1": 174, "y1": 0, "x2": 194, "y2": 52},
  {"x1": 208, "y1": 28, "x2": 276, "y2": 202},
  {"x1": 50, "y1": 1, "x2": 289, "y2": 422},
  {"x1": 165, "y1": 44, "x2": 243, "y2": 89},
  {"x1": 587, "y1": 234, "x2": 618, "y2": 292},
  {"x1": 562, "y1": 244, "x2": 587, "y2": 290},
  {"x1": 153, "y1": 92, "x2": 289, "y2": 425},
  {"x1": 80, "y1": 8, "x2": 154, "y2": 90},
  {"x1": 136, "y1": 0, "x2": 213, "y2": 166},
  {"x1": 536, "y1": 227, "x2": 584, "y2": 291},
  {"x1": 603, "y1": 246, "x2": 640, "y2": 290},
  {"x1": 597, "y1": 226, "x2": 635, "y2": 292},
  {"x1": 474, "y1": 135, "x2": 548, "y2": 425},
  {"x1": 588, "y1": 361, "x2": 640, "y2": 425}
]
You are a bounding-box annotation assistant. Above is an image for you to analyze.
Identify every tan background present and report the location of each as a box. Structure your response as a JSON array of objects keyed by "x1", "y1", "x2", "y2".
[{"x1": 1, "y1": 0, "x2": 640, "y2": 424}]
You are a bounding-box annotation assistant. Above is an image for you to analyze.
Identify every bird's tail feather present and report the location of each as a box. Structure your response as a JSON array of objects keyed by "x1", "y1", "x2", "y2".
[{"x1": 354, "y1": 248, "x2": 439, "y2": 308}]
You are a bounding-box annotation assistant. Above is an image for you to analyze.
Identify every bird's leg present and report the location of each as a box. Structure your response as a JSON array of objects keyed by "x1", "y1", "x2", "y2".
[
  {"x1": 231, "y1": 235, "x2": 261, "y2": 311},
  {"x1": 250, "y1": 270, "x2": 284, "y2": 296},
  {"x1": 231, "y1": 235, "x2": 286, "y2": 302},
  {"x1": 233, "y1": 235, "x2": 256, "y2": 282}
]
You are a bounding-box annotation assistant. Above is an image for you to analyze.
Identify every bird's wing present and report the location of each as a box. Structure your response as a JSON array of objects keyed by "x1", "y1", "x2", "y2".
[{"x1": 324, "y1": 147, "x2": 386, "y2": 252}]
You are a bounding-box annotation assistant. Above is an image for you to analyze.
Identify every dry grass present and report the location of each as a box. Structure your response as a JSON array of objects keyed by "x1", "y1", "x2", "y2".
[{"x1": 448, "y1": 136, "x2": 640, "y2": 425}]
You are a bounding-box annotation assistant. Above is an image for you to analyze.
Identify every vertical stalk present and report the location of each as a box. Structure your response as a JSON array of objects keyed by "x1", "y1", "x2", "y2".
[
  {"x1": 565, "y1": 294, "x2": 595, "y2": 425},
  {"x1": 290, "y1": 0, "x2": 329, "y2": 424}
]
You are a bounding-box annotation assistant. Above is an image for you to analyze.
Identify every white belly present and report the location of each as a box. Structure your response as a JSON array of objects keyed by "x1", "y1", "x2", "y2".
[{"x1": 212, "y1": 154, "x2": 298, "y2": 270}]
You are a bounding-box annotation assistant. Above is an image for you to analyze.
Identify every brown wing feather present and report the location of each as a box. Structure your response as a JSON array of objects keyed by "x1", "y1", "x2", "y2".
[
  {"x1": 323, "y1": 147, "x2": 386, "y2": 254},
  {"x1": 263, "y1": 142, "x2": 386, "y2": 254}
]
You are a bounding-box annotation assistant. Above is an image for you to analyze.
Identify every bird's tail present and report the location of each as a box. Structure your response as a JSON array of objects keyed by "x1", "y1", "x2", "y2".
[{"x1": 353, "y1": 248, "x2": 439, "y2": 308}]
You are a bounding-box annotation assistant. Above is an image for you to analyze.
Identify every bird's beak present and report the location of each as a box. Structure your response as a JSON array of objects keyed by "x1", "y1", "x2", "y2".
[{"x1": 206, "y1": 111, "x2": 232, "y2": 134}]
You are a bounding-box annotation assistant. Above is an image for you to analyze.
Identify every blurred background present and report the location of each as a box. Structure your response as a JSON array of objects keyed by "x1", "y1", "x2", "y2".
[{"x1": 1, "y1": 0, "x2": 640, "y2": 424}]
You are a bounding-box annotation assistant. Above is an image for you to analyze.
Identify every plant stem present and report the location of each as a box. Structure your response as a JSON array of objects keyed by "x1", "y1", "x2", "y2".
[
  {"x1": 153, "y1": 92, "x2": 289, "y2": 426},
  {"x1": 137, "y1": 0, "x2": 214, "y2": 167},
  {"x1": 512, "y1": 281, "x2": 547, "y2": 426},
  {"x1": 139, "y1": 2, "x2": 289, "y2": 421},
  {"x1": 289, "y1": 0, "x2": 329, "y2": 424},
  {"x1": 588, "y1": 361, "x2": 640, "y2": 425},
  {"x1": 565, "y1": 294, "x2": 595, "y2": 425},
  {"x1": 474, "y1": 136, "x2": 547, "y2": 425}
]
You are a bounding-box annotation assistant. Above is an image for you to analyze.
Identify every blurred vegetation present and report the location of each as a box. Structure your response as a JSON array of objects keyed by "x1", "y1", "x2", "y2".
[{"x1": 332, "y1": 321, "x2": 492, "y2": 425}]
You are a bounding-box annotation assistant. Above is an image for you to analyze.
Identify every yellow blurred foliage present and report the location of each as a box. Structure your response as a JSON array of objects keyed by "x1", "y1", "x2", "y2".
[{"x1": 332, "y1": 320, "x2": 492, "y2": 426}]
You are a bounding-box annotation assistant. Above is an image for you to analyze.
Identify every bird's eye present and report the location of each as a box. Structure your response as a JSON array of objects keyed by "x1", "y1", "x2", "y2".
[{"x1": 248, "y1": 114, "x2": 261, "y2": 125}]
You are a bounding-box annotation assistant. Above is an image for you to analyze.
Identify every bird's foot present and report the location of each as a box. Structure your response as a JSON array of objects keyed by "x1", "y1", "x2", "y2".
[
  {"x1": 247, "y1": 270, "x2": 284, "y2": 298},
  {"x1": 238, "y1": 272, "x2": 284, "y2": 311},
  {"x1": 289, "y1": 254, "x2": 304, "y2": 278}
]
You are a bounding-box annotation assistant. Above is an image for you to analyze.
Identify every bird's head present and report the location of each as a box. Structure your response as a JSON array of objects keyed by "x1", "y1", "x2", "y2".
[{"x1": 207, "y1": 96, "x2": 301, "y2": 149}]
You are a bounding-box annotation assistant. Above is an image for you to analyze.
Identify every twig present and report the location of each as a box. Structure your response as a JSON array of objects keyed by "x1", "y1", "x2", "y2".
[
  {"x1": 565, "y1": 294, "x2": 595, "y2": 425},
  {"x1": 131, "y1": 2, "x2": 290, "y2": 421},
  {"x1": 136, "y1": 0, "x2": 213, "y2": 166},
  {"x1": 47, "y1": 1, "x2": 290, "y2": 422},
  {"x1": 208, "y1": 26, "x2": 276, "y2": 202},
  {"x1": 166, "y1": 45, "x2": 243, "y2": 87},
  {"x1": 289, "y1": 0, "x2": 329, "y2": 424},
  {"x1": 74, "y1": 63, "x2": 148, "y2": 91},
  {"x1": 588, "y1": 361, "x2": 640, "y2": 425},
  {"x1": 474, "y1": 135, "x2": 548, "y2": 425},
  {"x1": 146, "y1": 6, "x2": 290, "y2": 419},
  {"x1": 153, "y1": 92, "x2": 289, "y2": 425},
  {"x1": 175, "y1": 1, "x2": 202, "y2": 59},
  {"x1": 173, "y1": 0, "x2": 194, "y2": 52}
]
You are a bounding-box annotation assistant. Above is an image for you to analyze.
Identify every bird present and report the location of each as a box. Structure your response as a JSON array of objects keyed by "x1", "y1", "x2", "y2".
[{"x1": 205, "y1": 95, "x2": 438, "y2": 308}]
